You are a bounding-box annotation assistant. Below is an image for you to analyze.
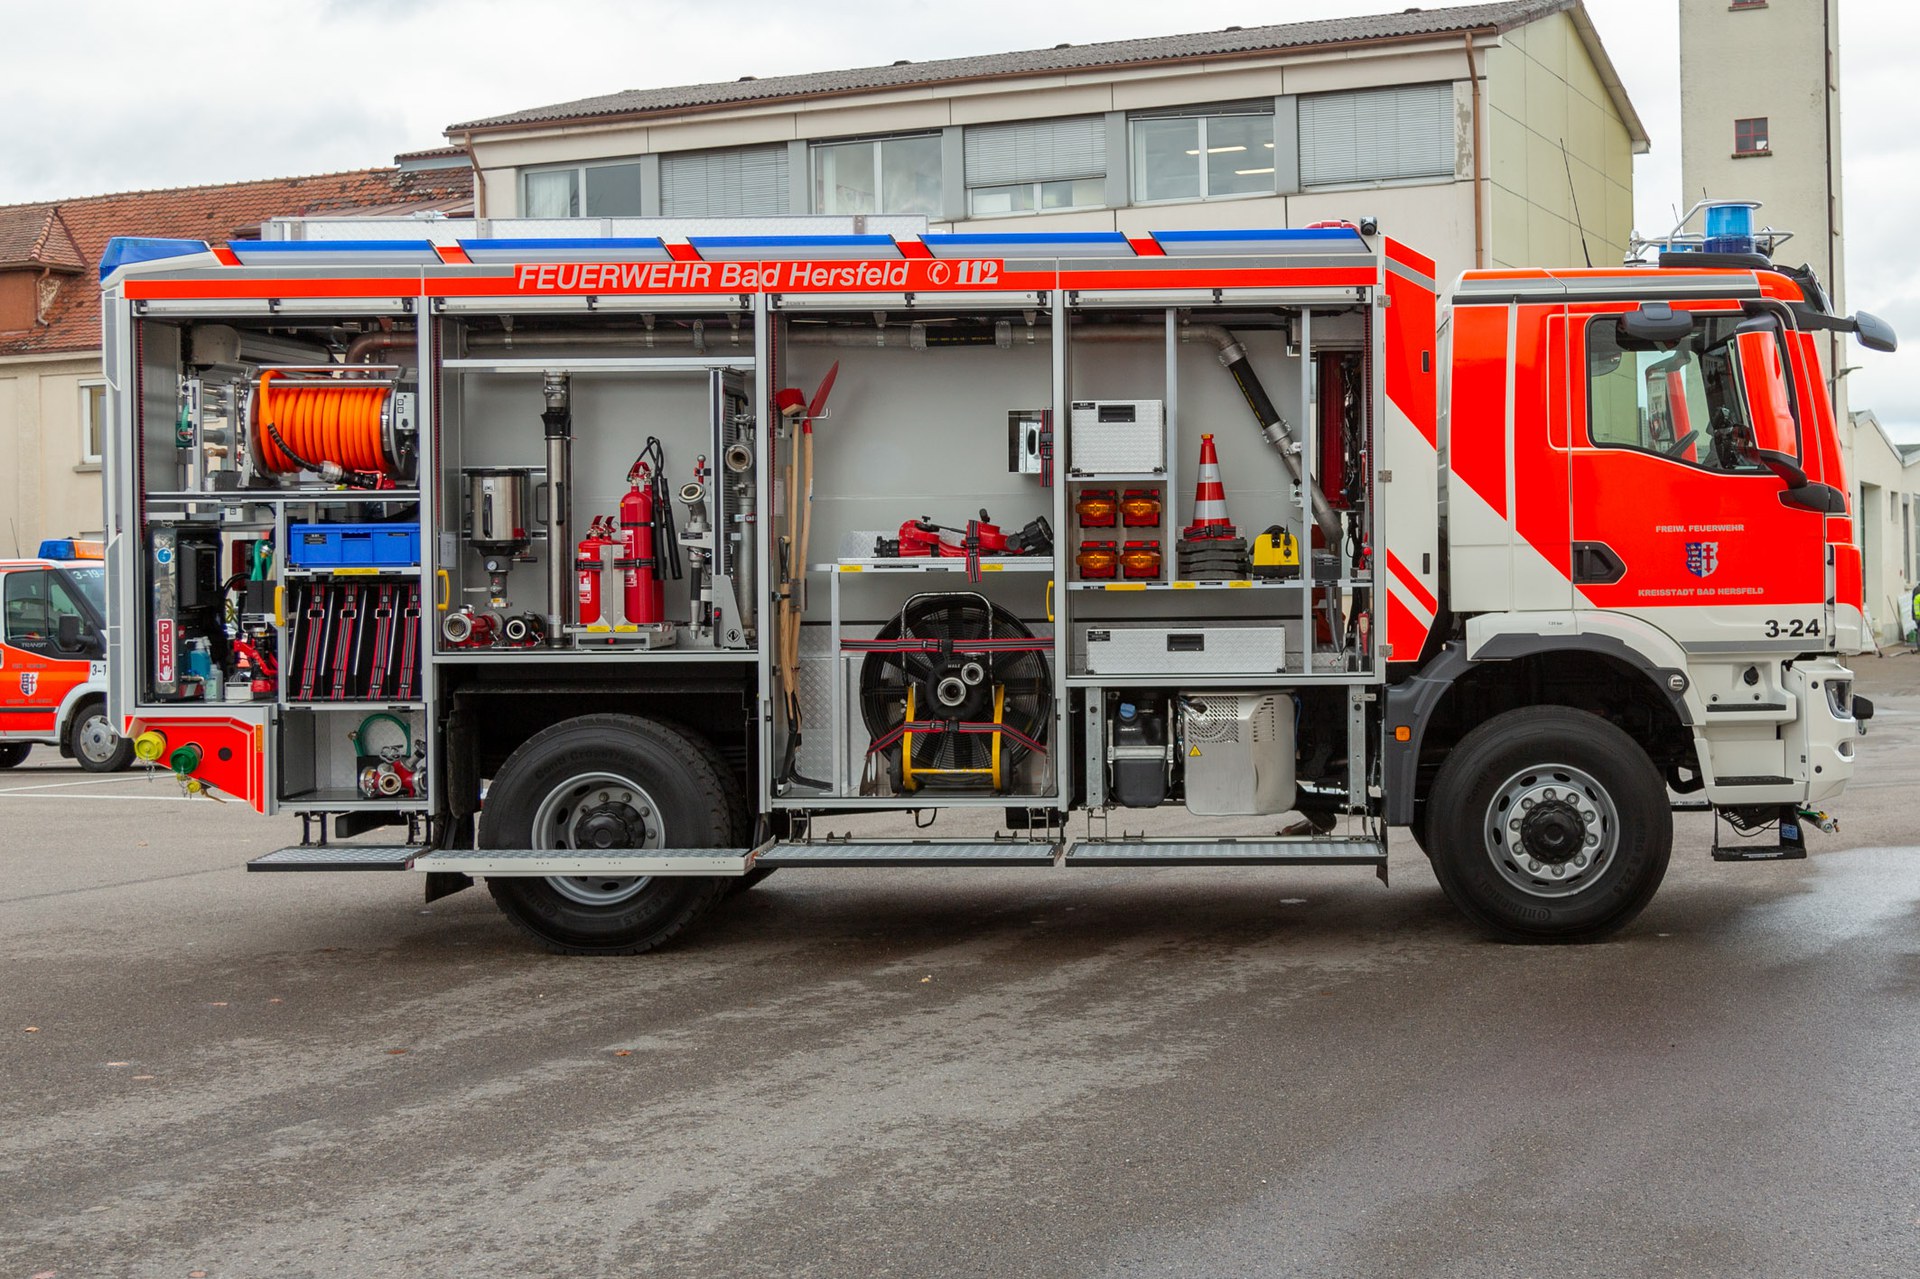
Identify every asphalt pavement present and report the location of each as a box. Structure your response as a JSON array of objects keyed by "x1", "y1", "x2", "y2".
[{"x1": 4, "y1": 654, "x2": 1920, "y2": 1278}]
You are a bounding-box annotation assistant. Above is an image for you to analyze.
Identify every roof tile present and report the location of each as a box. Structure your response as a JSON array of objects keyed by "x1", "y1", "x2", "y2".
[
  {"x1": 450, "y1": 0, "x2": 1567, "y2": 131},
  {"x1": 0, "y1": 166, "x2": 472, "y2": 356}
]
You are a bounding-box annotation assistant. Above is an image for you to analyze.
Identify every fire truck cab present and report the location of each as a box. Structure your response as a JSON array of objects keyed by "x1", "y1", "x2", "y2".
[
  {"x1": 98, "y1": 212, "x2": 1892, "y2": 953},
  {"x1": 0, "y1": 545, "x2": 132, "y2": 771}
]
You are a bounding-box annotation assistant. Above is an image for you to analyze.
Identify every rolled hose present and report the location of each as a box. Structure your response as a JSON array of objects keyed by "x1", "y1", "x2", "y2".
[{"x1": 255, "y1": 371, "x2": 397, "y2": 476}]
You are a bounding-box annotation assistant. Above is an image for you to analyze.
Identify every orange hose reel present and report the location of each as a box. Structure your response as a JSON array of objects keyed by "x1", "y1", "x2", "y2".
[{"x1": 253, "y1": 371, "x2": 399, "y2": 477}]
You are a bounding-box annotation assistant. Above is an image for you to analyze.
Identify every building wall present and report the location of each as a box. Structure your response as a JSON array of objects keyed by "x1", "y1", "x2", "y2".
[
  {"x1": 1679, "y1": 0, "x2": 1878, "y2": 626},
  {"x1": 1482, "y1": 8, "x2": 1635, "y2": 271},
  {"x1": 0, "y1": 352, "x2": 108, "y2": 552},
  {"x1": 470, "y1": 14, "x2": 1640, "y2": 291},
  {"x1": 1850, "y1": 410, "x2": 1920, "y2": 645},
  {"x1": 1679, "y1": 0, "x2": 1847, "y2": 451}
]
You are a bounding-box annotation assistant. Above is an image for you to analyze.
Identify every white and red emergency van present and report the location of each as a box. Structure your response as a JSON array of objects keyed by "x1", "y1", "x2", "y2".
[{"x1": 0, "y1": 542, "x2": 132, "y2": 771}]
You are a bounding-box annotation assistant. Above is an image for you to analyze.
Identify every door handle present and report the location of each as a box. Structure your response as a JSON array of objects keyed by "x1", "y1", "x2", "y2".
[{"x1": 1571, "y1": 542, "x2": 1626, "y2": 585}]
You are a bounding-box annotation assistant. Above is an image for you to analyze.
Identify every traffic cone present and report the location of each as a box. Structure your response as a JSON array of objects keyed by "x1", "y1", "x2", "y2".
[
  {"x1": 1177, "y1": 434, "x2": 1250, "y2": 579},
  {"x1": 1183, "y1": 434, "x2": 1236, "y2": 540}
]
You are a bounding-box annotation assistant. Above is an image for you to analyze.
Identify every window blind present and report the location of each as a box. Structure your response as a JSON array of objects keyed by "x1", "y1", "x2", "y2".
[
  {"x1": 1299, "y1": 83, "x2": 1453, "y2": 186},
  {"x1": 965, "y1": 117, "x2": 1106, "y2": 187},
  {"x1": 661, "y1": 145, "x2": 791, "y2": 217}
]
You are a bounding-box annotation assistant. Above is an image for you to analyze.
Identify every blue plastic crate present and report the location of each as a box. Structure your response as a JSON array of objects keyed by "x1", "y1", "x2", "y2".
[{"x1": 288, "y1": 523, "x2": 420, "y2": 569}]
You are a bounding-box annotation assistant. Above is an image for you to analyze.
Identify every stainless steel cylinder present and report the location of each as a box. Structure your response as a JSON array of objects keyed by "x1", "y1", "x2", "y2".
[{"x1": 465, "y1": 467, "x2": 534, "y2": 556}]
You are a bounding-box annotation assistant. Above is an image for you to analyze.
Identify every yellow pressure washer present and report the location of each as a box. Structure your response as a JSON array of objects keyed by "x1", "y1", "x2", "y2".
[{"x1": 1251, "y1": 525, "x2": 1301, "y2": 580}]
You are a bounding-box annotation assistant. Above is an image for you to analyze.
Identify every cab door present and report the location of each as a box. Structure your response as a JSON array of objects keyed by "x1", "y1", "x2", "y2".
[
  {"x1": 1566, "y1": 307, "x2": 1828, "y2": 654},
  {"x1": 1, "y1": 568, "x2": 94, "y2": 739}
]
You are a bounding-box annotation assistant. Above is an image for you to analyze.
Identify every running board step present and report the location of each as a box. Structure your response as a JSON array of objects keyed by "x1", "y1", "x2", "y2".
[
  {"x1": 759, "y1": 841, "x2": 1058, "y2": 867},
  {"x1": 249, "y1": 845, "x2": 422, "y2": 872},
  {"x1": 411, "y1": 848, "x2": 754, "y2": 877},
  {"x1": 1066, "y1": 839, "x2": 1385, "y2": 866},
  {"x1": 254, "y1": 839, "x2": 1387, "y2": 874}
]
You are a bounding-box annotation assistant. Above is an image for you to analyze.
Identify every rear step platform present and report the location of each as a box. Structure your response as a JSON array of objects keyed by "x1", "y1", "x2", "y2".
[
  {"x1": 1067, "y1": 839, "x2": 1385, "y2": 866},
  {"x1": 413, "y1": 848, "x2": 754, "y2": 876},
  {"x1": 249, "y1": 845, "x2": 421, "y2": 872},
  {"x1": 758, "y1": 841, "x2": 1057, "y2": 868}
]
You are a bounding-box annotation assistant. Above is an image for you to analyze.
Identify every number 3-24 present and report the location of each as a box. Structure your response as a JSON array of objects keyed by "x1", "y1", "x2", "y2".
[{"x1": 1764, "y1": 618, "x2": 1820, "y2": 638}]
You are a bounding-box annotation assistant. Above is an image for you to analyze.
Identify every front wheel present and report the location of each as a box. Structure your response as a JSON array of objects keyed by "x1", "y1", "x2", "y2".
[
  {"x1": 0, "y1": 743, "x2": 29, "y2": 769},
  {"x1": 1426, "y1": 707, "x2": 1670, "y2": 943},
  {"x1": 480, "y1": 714, "x2": 741, "y2": 955},
  {"x1": 69, "y1": 702, "x2": 134, "y2": 773}
]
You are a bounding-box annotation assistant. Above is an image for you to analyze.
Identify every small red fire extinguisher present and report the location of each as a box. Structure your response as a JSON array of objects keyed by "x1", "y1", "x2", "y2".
[{"x1": 576, "y1": 516, "x2": 614, "y2": 625}]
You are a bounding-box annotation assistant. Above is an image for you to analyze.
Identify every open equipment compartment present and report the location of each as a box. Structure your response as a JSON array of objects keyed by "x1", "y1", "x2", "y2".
[
  {"x1": 1055, "y1": 279, "x2": 1384, "y2": 830},
  {"x1": 432, "y1": 299, "x2": 760, "y2": 659},
  {"x1": 117, "y1": 299, "x2": 432, "y2": 817},
  {"x1": 767, "y1": 291, "x2": 1061, "y2": 806},
  {"x1": 1061, "y1": 301, "x2": 1378, "y2": 681},
  {"x1": 278, "y1": 704, "x2": 429, "y2": 811}
]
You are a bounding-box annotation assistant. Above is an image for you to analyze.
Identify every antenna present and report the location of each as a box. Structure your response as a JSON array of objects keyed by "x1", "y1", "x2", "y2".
[{"x1": 1560, "y1": 139, "x2": 1593, "y2": 268}]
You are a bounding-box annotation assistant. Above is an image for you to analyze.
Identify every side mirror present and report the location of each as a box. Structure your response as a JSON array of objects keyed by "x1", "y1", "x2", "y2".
[
  {"x1": 1732, "y1": 330, "x2": 1807, "y2": 486},
  {"x1": 56, "y1": 613, "x2": 83, "y2": 653},
  {"x1": 1853, "y1": 310, "x2": 1898, "y2": 354},
  {"x1": 1619, "y1": 303, "x2": 1694, "y2": 345}
]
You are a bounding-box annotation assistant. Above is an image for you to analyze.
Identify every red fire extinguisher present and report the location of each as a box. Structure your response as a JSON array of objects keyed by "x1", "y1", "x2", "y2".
[
  {"x1": 576, "y1": 516, "x2": 615, "y2": 625},
  {"x1": 621, "y1": 449, "x2": 667, "y2": 626}
]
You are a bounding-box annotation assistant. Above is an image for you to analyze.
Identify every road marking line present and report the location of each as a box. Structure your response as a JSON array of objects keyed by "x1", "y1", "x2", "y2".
[
  {"x1": 0, "y1": 792, "x2": 199, "y2": 803},
  {"x1": 0, "y1": 774, "x2": 164, "y2": 795}
]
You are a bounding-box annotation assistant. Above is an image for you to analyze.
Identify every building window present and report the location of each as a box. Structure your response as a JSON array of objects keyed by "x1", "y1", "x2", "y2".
[
  {"x1": 522, "y1": 168, "x2": 578, "y2": 218},
  {"x1": 1130, "y1": 107, "x2": 1275, "y2": 204},
  {"x1": 812, "y1": 135, "x2": 942, "y2": 216},
  {"x1": 584, "y1": 163, "x2": 644, "y2": 216},
  {"x1": 521, "y1": 160, "x2": 646, "y2": 217},
  {"x1": 964, "y1": 118, "x2": 1106, "y2": 217},
  {"x1": 1299, "y1": 84, "x2": 1454, "y2": 187},
  {"x1": 80, "y1": 382, "x2": 105, "y2": 466},
  {"x1": 1734, "y1": 117, "x2": 1770, "y2": 156},
  {"x1": 661, "y1": 145, "x2": 790, "y2": 217}
]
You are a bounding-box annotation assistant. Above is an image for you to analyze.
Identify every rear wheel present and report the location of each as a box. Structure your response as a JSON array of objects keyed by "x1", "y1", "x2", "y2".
[
  {"x1": 69, "y1": 701, "x2": 133, "y2": 773},
  {"x1": 481, "y1": 714, "x2": 741, "y2": 955},
  {"x1": 0, "y1": 743, "x2": 28, "y2": 769},
  {"x1": 1406, "y1": 802, "x2": 1432, "y2": 859},
  {"x1": 1426, "y1": 707, "x2": 1670, "y2": 943}
]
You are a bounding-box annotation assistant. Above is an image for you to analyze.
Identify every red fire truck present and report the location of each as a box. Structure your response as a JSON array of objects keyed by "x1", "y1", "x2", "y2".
[{"x1": 99, "y1": 208, "x2": 1893, "y2": 951}]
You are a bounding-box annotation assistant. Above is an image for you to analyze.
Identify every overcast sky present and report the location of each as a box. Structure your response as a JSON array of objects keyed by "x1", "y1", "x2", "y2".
[{"x1": 4, "y1": 0, "x2": 1914, "y2": 437}]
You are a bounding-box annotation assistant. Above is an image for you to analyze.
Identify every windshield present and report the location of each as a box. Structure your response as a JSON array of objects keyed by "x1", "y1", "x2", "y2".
[
  {"x1": 1586, "y1": 315, "x2": 1781, "y2": 474},
  {"x1": 61, "y1": 566, "x2": 106, "y2": 621}
]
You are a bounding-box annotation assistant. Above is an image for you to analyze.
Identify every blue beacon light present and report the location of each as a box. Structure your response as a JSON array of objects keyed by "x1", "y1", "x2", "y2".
[{"x1": 1703, "y1": 201, "x2": 1760, "y2": 255}]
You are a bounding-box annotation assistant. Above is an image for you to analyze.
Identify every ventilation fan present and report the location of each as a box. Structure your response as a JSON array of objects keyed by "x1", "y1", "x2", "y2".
[{"x1": 856, "y1": 593, "x2": 1051, "y2": 793}]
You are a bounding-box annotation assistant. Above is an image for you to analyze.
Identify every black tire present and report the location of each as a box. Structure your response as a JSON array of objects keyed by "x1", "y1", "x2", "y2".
[
  {"x1": 480, "y1": 714, "x2": 743, "y2": 955},
  {"x1": 1406, "y1": 802, "x2": 1432, "y2": 859},
  {"x1": 69, "y1": 700, "x2": 134, "y2": 773},
  {"x1": 1426, "y1": 706, "x2": 1670, "y2": 943},
  {"x1": 0, "y1": 743, "x2": 29, "y2": 769}
]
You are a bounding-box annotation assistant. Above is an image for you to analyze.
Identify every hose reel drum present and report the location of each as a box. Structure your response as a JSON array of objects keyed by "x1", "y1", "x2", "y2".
[
  {"x1": 856, "y1": 592, "x2": 1051, "y2": 794},
  {"x1": 246, "y1": 368, "x2": 417, "y2": 483}
]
